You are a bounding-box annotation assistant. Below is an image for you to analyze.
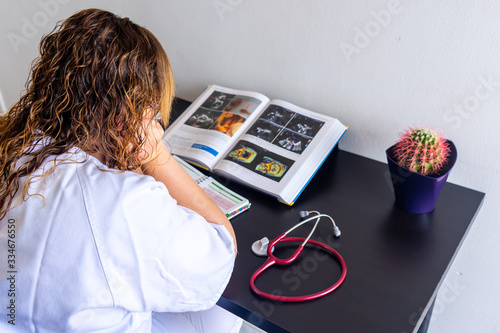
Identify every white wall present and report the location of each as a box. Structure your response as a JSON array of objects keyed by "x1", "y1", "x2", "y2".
[{"x1": 2, "y1": 1, "x2": 499, "y2": 331}]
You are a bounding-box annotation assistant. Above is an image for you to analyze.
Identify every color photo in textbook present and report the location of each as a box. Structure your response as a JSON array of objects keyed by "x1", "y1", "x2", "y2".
[
  {"x1": 185, "y1": 91, "x2": 262, "y2": 137},
  {"x1": 248, "y1": 104, "x2": 325, "y2": 154},
  {"x1": 224, "y1": 140, "x2": 295, "y2": 181}
]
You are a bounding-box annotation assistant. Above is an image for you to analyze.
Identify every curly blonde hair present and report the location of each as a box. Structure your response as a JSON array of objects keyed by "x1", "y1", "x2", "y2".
[{"x1": 0, "y1": 8, "x2": 174, "y2": 219}]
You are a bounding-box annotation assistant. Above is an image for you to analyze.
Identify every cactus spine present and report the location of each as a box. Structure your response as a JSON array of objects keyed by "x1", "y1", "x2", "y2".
[{"x1": 394, "y1": 128, "x2": 450, "y2": 176}]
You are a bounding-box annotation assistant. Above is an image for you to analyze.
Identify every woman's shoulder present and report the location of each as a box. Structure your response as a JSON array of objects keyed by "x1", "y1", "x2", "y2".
[{"x1": 75, "y1": 150, "x2": 166, "y2": 197}]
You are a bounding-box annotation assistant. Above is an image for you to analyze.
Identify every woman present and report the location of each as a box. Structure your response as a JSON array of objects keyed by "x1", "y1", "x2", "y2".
[{"x1": 0, "y1": 8, "x2": 240, "y2": 332}]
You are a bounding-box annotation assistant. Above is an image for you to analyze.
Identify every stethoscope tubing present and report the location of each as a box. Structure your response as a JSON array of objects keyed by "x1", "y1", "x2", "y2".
[{"x1": 249, "y1": 236, "x2": 347, "y2": 302}]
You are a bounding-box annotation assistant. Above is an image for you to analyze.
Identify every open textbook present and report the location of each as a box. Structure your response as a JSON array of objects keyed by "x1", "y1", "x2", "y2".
[
  {"x1": 163, "y1": 85, "x2": 347, "y2": 205},
  {"x1": 174, "y1": 155, "x2": 250, "y2": 219}
]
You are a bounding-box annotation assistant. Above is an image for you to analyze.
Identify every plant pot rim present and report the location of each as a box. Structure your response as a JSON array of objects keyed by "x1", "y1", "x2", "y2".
[{"x1": 385, "y1": 139, "x2": 457, "y2": 180}]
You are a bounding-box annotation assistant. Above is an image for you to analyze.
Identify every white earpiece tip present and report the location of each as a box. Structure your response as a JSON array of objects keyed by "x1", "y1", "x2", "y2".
[
  {"x1": 334, "y1": 226, "x2": 341, "y2": 238},
  {"x1": 299, "y1": 211, "x2": 309, "y2": 218}
]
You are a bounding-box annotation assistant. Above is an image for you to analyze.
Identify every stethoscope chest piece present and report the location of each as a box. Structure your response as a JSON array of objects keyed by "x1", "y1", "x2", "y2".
[{"x1": 251, "y1": 237, "x2": 275, "y2": 256}]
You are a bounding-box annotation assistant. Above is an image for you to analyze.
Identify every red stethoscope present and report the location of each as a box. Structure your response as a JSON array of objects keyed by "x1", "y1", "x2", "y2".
[{"x1": 250, "y1": 211, "x2": 347, "y2": 302}]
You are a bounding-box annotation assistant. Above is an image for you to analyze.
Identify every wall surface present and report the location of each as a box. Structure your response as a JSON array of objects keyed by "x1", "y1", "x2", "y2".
[{"x1": 1, "y1": 1, "x2": 499, "y2": 332}]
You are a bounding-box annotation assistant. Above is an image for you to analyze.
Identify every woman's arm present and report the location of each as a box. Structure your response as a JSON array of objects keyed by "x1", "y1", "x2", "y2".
[{"x1": 140, "y1": 120, "x2": 237, "y2": 253}]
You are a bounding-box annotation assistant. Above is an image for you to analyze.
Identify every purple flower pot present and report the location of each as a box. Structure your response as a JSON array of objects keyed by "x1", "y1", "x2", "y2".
[{"x1": 386, "y1": 140, "x2": 457, "y2": 214}]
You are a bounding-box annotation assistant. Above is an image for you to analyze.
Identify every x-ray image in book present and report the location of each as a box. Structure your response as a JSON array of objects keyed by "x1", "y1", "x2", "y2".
[
  {"x1": 173, "y1": 155, "x2": 250, "y2": 219},
  {"x1": 163, "y1": 85, "x2": 347, "y2": 205}
]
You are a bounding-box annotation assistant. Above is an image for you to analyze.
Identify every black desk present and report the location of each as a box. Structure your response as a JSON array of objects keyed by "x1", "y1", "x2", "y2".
[{"x1": 171, "y1": 98, "x2": 485, "y2": 333}]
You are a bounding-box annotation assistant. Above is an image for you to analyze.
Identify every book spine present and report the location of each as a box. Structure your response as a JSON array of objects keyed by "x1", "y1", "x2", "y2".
[{"x1": 289, "y1": 131, "x2": 347, "y2": 205}]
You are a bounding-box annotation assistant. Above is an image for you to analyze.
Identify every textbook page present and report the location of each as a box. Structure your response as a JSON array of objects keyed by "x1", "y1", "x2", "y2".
[
  {"x1": 213, "y1": 99, "x2": 347, "y2": 204},
  {"x1": 173, "y1": 155, "x2": 251, "y2": 219},
  {"x1": 163, "y1": 85, "x2": 270, "y2": 170}
]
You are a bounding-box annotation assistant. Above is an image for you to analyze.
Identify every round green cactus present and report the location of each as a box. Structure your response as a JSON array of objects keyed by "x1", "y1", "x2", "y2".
[{"x1": 394, "y1": 127, "x2": 450, "y2": 176}]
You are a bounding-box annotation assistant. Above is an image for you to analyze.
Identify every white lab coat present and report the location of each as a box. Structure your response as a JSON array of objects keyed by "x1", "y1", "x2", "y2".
[{"x1": 0, "y1": 147, "x2": 236, "y2": 332}]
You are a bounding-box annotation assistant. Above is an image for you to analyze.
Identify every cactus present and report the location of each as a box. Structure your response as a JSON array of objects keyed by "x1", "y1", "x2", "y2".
[{"x1": 393, "y1": 127, "x2": 450, "y2": 176}]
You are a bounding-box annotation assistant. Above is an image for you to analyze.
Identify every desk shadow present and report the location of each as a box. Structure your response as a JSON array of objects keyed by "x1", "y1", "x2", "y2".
[{"x1": 381, "y1": 205, "x2": 434, "y2": 249}]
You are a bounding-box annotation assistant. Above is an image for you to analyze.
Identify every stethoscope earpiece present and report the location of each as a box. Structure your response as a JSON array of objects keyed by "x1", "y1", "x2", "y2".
[
  {"x1": 299, "y1": 210, "x2": 310, "y2": 219},
  {"x1": 334, "y1": 225, "x2": 341, "y2": 237}
]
